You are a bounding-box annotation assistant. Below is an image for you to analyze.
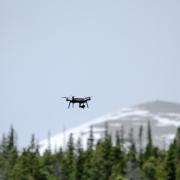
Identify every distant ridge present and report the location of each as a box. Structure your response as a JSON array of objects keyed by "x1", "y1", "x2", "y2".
[
  {"x1": 136, "y1": 100, "x2": 180, "y2": 113},
  {"x1": 39, "y1": 100, "x2": 180, "y2": 154}
]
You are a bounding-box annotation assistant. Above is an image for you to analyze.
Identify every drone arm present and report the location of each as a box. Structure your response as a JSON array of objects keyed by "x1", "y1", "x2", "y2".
[{"x1": 86, "y1": 102, "x2": 89, "y2": 108}]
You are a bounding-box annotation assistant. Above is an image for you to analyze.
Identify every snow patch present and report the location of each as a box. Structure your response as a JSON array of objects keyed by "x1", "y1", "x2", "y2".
[
  {"x1": 155, "y1": 116, "x2": 180, "y2": 127},
  {"x1": 39, "y1": 106, "x2": 180, "y2": 154}
]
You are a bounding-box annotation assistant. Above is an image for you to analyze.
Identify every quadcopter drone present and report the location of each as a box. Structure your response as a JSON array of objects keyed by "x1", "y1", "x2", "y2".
[{"x1": 62, "y1": 96, "x2": 92, "y2": 109}]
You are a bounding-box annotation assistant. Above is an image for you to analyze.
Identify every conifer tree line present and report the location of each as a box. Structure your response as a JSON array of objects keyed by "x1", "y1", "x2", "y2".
[{"x1": 0, "y1": 123, "x2": 180, "y2": 180}]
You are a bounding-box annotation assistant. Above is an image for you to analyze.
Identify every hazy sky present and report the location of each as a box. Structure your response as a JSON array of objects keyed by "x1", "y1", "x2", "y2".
[{"x1": 1, "y1": 0, "x2": 180, "y2": 147}]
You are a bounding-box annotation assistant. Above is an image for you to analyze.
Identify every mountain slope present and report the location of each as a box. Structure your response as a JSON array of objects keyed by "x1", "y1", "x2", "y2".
[{"x1": 39, "y1": 100, "x2": 180, "y2": 154}]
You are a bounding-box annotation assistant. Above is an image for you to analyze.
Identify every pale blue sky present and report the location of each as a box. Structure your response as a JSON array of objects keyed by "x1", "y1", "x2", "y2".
[{"x1": 1, "y1": 0, "x2": 180, "y2": 147}]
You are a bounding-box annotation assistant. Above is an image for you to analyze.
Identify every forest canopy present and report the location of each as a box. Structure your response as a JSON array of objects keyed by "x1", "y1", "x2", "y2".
[{"x1": 0, "y1": 123, "x2": 180, "y2": 180}]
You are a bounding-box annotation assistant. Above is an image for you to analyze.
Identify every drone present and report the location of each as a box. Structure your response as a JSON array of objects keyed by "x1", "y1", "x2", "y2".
[{"x1": 62, "y1": 96, "x2": 92, "y2": 109}]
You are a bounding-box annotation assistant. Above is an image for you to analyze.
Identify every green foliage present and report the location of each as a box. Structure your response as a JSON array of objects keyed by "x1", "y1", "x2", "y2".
[
  {"x1": 0, "y1": 124, "x2": 180, "y2": 180},
  {"x1": 142, "y1": 157, "x2": 157, "y2": 180},
  {"x1": 110, "y1": 131, "x2": 125, "y2": 176},
  {"x1": 66, "y1": 133, "x2": 76, "y2": 180},
  {"x1": 165, "y1": 141, "x2": 176, "y2": 180},
  {"x1": 0, "y1": 127, "x2": 18, "y2": 179},
  {"x1": 91, "y1": 132, "x2": 112, "y2": 180},
  {"x1": 82, "y1": 127, "x2": 94, "y2": 180}
]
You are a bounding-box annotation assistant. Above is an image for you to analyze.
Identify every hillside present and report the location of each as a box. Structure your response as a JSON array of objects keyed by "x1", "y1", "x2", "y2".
[{"x1": 39, "y1": 100, "x2": 180, "y2": 154}]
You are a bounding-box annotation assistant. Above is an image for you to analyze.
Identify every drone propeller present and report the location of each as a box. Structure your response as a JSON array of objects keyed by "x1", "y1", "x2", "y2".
[
  {"x1": 85, "y1": 96, "x2": 93, "y2": 100},
  {"x1": 62, "y1": 96, "x2": 75, "y2": 101},
  {"x1": 62, "y1": 97, "x2": 68, "y2": 99},
  {"x1": 62, "y1": 97, "x2": 69, "y2": 101}
]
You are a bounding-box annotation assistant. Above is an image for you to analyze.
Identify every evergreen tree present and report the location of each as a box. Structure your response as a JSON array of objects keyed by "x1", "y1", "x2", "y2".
[
  {"x1": 53, "y1": 147, "x2": 64, "y2": 179},
  {"x1": 165, "y1": 140, "x2": 176, "y2": 180},
  {"x1": 75, "y1": 137, "x2": 85, "y2": 180},
  {"x1": 120, "y1": 125, "x2": 125, "y2": 145},
  {"x1": 7, "y1": 126, "x2": 17, "y2": 150},
  {"x1": 10, "y1": 148, "x2": 42, "y2": 180},
  {"x1": 39, "y1": 149, "x2": 57, "y2": 179},
  {"x1": 176, "y1": 164, "x2": 180, "y2": 180},
  {"x1": 139, "y1": 125, "x2": 143, "y2": 153},
  {"x1": 100, "y1": 122, "x2": 113, "y2": 179},
  {"x1": 110, "y1": 131, "x2": 125, "y2": 178},
  {"x1": 138, "y1": 125, "x2": 144, "y2": 168},
  {"x1": 60, "y1": 151, "x2": 69, "y2": 180},
  {"x1": 1, "y1": 124, "x2": 180, "y2": 180},
  {"x1": 82, "y1": 126, "x2": 95, "y2": 180},
  {"x1": 145, "y1": 121, "x2": 153, "y2": 159},
  {"x1": 111, "y1": 131, "x2": 123, "y2": 164},
  {"x1": 175, "y1": 127, "x2": 180, "y2": 180},
  {"x1": 88, "y1": 126, "x2": 94, "y2": 149},
  {"x1": 0, "y1": 134, "x2": 7, "y2": 153},
  {"x1": 10, "y1": 135, "x2": 43, "y2": 180},
  {"x1": 0, "y1": 134, "x2": 8, "y2": 180},
  {"x1": 175, "y1": 127, "x2": 180, "y2": 160},
  {"x1": 128, "y1": 128, "x2": 136, "y2": 162},
  {"x1": 91, "y1": 122, "x2": 113, "y2": 180},
  {"x1": 125, "y1": 128, "x2": 141, "y2": 180},
  {"x1": 142, "y1": 157, "x2": 157, "y2": 180},
  {"x1": 66, "y1": 133, "x2": 76, "y2": 180},
  {"x1": 0, "y1": 127, "x2": 18, "y2": 179}
]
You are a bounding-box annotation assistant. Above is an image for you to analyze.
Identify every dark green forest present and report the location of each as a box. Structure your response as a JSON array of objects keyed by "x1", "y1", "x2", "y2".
[{"x1": 0, "y1": 123, "x2": 180, "y2": 180}]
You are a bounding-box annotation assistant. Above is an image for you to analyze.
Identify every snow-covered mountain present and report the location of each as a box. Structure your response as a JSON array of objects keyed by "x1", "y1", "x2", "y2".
[{"x1": 39, "y1": 100, "x2": 180, "y2": 154}]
